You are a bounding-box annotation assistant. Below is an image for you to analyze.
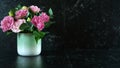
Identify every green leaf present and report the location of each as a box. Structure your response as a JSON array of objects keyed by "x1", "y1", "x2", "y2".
[
  {"x1": 35, "y1": 37, "x2": 39, "y2": 43},
  {"x1": 8, "y1": 10, "x2": 14, "y2": 16},
  {"x1": 39, "y1": 31, "x2": 46, "y2": 38},
  {"x1": 33, "y1": 31, "x2": 40, "y2": 43},
  {"x1": 27, "y1": 17, "x2": 31, "y2": 22},
  {"x1": 19, "y1": 23, "x2": 29, "y2": 30},
  {"x1": 6, "y1": 32, "x2": 12, "y2": 35},
  {"x1": 29, "y1": 24, "x2": 34, "y2": 31},
  {"x1": 48, "y1": 8, "x2": 53, "y2": 16},
  {"x1": 26, "y1": 11, "x2": 30, "y2": 18},
  {"x1": 15, "y1": 4, "x2": 22, "y2": 10},
  {"x1": 33, "y1": 31, "x2": 39, "y2": 37},
  {"x1": 8, "y1": 9, "x2": 16, "y2": 16},
  {"x1": 45, "y1": 21, "x2": 55, "y2": 28},
  {"x1": 33, "y1": 31, "x2": 46, "y2": 43}
]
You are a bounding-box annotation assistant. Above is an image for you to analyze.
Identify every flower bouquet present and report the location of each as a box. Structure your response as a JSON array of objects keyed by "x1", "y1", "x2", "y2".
[
  {"x1": 0, "y1": 4, "x2": 54, "y2": 42},
  {"x1": 0, "y1": 4, "x2": 54, "y2": 56}
]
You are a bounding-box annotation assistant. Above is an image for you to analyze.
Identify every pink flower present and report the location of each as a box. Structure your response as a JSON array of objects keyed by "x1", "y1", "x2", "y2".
[
  {"x1": 15, "y1": 9, "x2": 28, "y2": 19},
  {"x1": 30, "y1": 5, "x2": 40, "y2": 13},
  {"x1": 31, "y1": 16, "x2": 44, "y2": 31},
  {"x1": 41, "y1": 12, "x2": 50, "y2": 23},
  {"x1": 11, "y1": 19, "x2": 25, "y2": 33},
  {"x1": 0, "y1": 16, "x2": 14, "y2": 32}
]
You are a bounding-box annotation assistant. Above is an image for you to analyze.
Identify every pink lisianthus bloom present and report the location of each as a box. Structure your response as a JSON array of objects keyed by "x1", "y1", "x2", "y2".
[
  {"x1": 41, "y1": 12, "x2": 50, "y2": 23},
  {"x1": 0, "y1": 16, "x2": 14, "y2": 32},
  {"x1": 11, "y1": 19, "x2": 26, "y2": 33},
  {"x1": 30, "y1": 5, "x2": 40, "y2": 13},
  {"x1": 15, "y1": 9, "x2": 28, "y2": 19},
  {"x1": 31, "y1": 16, "x2": 44, "y2": 31}
]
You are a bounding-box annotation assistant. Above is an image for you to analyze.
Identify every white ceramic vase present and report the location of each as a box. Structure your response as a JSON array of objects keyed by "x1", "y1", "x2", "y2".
[{"x1": 17, "y1": 33, "x2": 41, "y2": 56}]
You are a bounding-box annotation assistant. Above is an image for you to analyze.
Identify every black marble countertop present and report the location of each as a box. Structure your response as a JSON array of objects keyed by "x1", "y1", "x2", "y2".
[{"x1": 0, "y1": 48, "x2": 120, "y2": 68}]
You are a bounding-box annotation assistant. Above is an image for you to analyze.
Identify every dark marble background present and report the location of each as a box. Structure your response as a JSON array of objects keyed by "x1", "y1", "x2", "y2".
[{"x1": 0, "y1": 0, "x2": 118, "y2": 51}]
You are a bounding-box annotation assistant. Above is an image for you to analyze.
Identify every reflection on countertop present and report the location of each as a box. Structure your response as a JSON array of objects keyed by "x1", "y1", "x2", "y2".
[{"x1": 16, "y1": 56, "x2": 44, "y2": 68}]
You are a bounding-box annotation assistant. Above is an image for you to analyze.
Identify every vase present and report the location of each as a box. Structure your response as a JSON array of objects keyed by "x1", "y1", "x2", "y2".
[{"x1": 17, "y1": 33, "x2": 41, "y2": 56}]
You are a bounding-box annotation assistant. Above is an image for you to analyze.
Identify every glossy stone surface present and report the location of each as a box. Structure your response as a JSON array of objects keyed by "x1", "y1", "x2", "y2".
[{"x1": 0, "y1": 49, "x2": 120, "y2": 68}]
